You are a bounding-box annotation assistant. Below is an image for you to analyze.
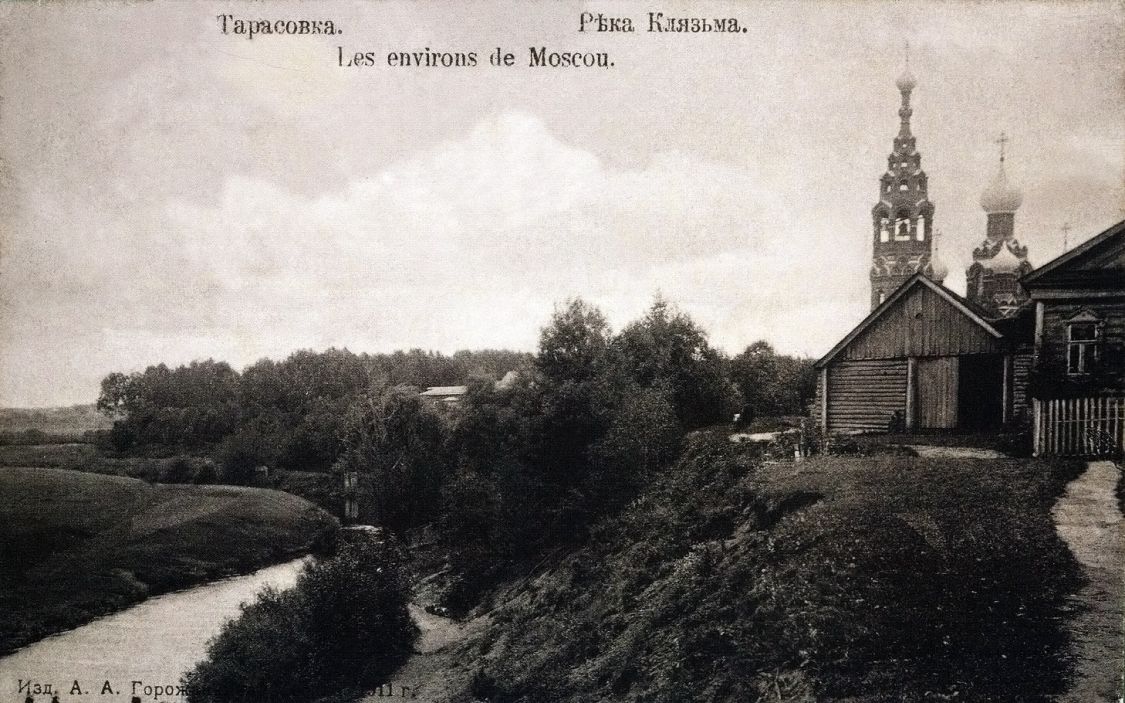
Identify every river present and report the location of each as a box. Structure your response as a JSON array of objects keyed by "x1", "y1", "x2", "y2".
[{"x1": 0, "y1": 557, "x2": 308, "y2": 702}]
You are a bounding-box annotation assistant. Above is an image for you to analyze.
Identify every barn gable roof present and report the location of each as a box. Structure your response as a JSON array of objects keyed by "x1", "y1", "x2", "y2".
[
  {"x1": 815, "y1": 274, "x2": 1003, "y2": 368},
  {"x1": 1021, "y1": 219, "x2": 1125, "y2": 290}
]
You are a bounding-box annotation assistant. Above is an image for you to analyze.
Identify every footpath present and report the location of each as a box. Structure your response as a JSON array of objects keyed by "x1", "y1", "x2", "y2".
[{"x1": 1051, "y1": 460, "x2": 1124, "y2": 702}]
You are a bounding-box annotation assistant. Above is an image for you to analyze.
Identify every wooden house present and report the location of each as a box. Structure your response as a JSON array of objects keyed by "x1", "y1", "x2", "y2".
[
  {"x1": 814, "y1": 274, "x2": 1034, "y2": 433},
  {"x1": 1022, "y1": 219, "x2": 1125, "y2": 456}
]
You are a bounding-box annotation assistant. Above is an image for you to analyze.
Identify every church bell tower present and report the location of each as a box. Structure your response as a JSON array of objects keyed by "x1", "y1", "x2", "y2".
[{"x1": 869, "y1": 55, "x2": 943, "y2": 309}]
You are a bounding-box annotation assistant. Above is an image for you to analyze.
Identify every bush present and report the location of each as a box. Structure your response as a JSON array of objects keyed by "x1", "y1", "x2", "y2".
[
  {"x1": 192, "y1": 459, "x2": 219, "y2": 484},
  {"x1": 159, "y1": 457, "x2": 195, "y2": 484},
  {"x1": 182, "y1": 536, "x2": 418, "y2": 703}
]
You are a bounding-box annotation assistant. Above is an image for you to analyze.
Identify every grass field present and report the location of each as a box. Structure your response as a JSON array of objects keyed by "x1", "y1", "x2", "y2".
[
  {"x1": 0, "y1": 467, "x2": 338, "y2": 653},
  {"x1": 0, "y1": 442, "x2": 98, "y2": 468}
]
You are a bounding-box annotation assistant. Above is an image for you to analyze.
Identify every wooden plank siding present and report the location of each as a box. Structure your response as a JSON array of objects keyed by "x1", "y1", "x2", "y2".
[
  {"x1": 843, "y1": 284, "x2": 1002, "y2": 360},
  {"x1": 1037, "y1": 299, "x2": 1125, "y2": 394},
  {"x1": 826, "y1": 359, "x2": 908, "y2": 432},
  {"x1": 918, "y1": 357, "x2": 958, "y2": 428}
]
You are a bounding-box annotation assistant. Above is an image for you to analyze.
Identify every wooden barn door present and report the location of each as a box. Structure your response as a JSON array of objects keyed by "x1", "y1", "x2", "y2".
[{"x1": 918, "y1": 357, "x2": 958, "y2": 429}]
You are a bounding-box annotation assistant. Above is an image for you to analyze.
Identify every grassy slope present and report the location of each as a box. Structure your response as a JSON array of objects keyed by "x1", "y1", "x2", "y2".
[
  {"x1": 0, "y1": 404, "x2": 111, "y2": 435},
  {"x1": 0, "y1": 467, "x2": 338, "y2": 653},
  {"x1": 0, "y1": 442, "x2": 97, "y2": 468},
  {"x1": 466, "y1": 436, "x2": 1084, "y2": 702}
]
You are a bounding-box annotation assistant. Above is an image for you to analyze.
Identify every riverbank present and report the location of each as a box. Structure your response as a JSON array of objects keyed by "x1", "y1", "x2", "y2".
[{"x1": 0, "y1": 466, "x2": 338, "y2": 653}]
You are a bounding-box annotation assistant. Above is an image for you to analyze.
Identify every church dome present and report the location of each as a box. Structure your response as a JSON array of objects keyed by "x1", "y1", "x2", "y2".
[
  {"x1": 982, "y1": 241, "x2": 1024, "y2": 273},
  {"x1": 895, "y1": 68, "x2": 917, "y2": 92},
  {"x1": 980, "y1": 162, "x2": 1023, "y2": 213}
]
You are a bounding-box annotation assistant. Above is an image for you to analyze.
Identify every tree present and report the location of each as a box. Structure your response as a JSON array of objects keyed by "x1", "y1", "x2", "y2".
[
  {"x1": 730, "y1": 341, "x2": 817, "y2": 418},
  {"x1": 612, "y1": 298, "x2": 740, "y2": 428},
  {"x1": 335, "y1": 385, "x2": 450, "y2": 533},
  {"x1": 182, "y1": 537, "x2": 417, "y2": 703},
  {"x1": 535, "y1": 298, "x2": 612, "y2": 385},
  {"x1": 96, "y1": 372, "x2": 135, "y2": 418}
]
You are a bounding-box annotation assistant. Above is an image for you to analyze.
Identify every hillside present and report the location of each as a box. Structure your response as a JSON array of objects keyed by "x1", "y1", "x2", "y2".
[
  {"x1": 454, "y1": 436, "x2": 1085, "y2": 702},
  {"x1": 0, "y1": 404, "x2": 111, "y2": 436},
  {"x1": 0, "y1": 467, "x2": 338, "y2": 653}
]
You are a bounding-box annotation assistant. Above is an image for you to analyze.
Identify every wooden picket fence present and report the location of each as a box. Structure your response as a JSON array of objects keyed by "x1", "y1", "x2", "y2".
[{"x1": 1033, "y1": 396, "x2": 1125, "y2": 457}]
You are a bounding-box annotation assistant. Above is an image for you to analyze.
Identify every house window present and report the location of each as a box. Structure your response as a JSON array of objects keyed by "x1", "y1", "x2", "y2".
[{"x1": 1067, "y1": 320, "x2": 1100, "y2": 374}]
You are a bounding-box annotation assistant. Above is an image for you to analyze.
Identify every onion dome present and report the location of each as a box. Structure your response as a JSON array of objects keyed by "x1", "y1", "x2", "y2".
[
  {"x1": 983, "y1": 241, "x2": 1024, "y2": 273},
  {"x1": 980, "y1": 161, "x2": 1023, "y2": 213},
  {"x1": 895, "y1": 68, "x2": 917, "y2": 92}
]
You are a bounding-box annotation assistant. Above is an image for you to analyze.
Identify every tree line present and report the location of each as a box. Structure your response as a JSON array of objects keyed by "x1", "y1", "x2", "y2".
[
  {"x1": 97, "y1": 297, "x2": 815, "y2": 608},
  {"x1": 96, "y1": 347, "x2": 528, "y2": 476}
]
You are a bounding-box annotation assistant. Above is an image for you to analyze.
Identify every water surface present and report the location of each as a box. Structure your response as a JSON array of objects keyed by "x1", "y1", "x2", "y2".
[{"x1": 0, "y1": 558, "x2": 307, "y2": 701}]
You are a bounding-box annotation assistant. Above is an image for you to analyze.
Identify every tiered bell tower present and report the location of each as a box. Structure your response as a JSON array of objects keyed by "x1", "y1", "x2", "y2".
[{"x1": 869, "y1": 55, "x2": 943, "y2": 310}]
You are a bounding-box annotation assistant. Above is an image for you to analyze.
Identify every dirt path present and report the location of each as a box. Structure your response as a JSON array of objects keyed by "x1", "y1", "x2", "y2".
[
  {"x1": 361, "y1": 604, "x2": 487, "y2": 702},
  {"x1": 1051, "y1": 460, "x2": 1124, "y2": 702},
  {"x1": 906, "y1": 445, "x2": 1006, "y2": 459}
]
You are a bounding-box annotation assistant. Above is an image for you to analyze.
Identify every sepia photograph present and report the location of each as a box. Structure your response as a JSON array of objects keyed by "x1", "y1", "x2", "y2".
[{"x1": 0, "y1": 1, "x2": 1122, "y2": 701}]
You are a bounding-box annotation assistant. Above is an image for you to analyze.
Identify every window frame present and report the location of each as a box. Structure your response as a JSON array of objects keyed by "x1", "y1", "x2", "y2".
[{"x1": 1065, "y1": 314, "x2": 1102, "y2": 376}]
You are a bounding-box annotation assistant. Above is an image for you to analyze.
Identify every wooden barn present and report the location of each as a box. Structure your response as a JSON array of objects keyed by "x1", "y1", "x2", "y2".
[{"x1": 815, "y1": 274, "x2": 1032, "y2": 433}]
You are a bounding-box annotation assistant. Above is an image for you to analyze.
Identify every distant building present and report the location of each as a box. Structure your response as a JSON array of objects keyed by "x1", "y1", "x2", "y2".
[
  {"x1": 418, "y1": 385, "x2": 469, "y2": 405},
  {"x1": 419, "y1": 370, "x2": 521, "y2": 406},
  {"x1": 1022, "y1": 220, "x2": 1125, "y2": 456}
]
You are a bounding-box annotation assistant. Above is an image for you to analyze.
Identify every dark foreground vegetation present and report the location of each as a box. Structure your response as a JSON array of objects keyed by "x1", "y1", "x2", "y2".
[
  {"x1": 464, "y1": 436, "x2": 1085, "y2": 702},
  {"x1": 0, "y1": 467, "x2": 337, "y2": 653},
  {"x1": 183, "y1": 536, "x2": 416, "y2": 703}
]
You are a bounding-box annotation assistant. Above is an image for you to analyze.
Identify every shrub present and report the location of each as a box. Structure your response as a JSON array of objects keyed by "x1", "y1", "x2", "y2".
[
  {"x1": 182, "y1": 536, "x2": 418, "y2": 703},
  {"x1": 192, "y1": 459, "x2": 219, "y2": 484},
  {"x1": 160, "y1": 457, "x2": 195, "y2": 484}
]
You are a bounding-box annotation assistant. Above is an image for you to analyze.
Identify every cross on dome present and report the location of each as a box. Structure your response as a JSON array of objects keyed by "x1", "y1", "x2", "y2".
[{"x1": 995, "y1": 132, "x2": 1009, "y2": 162}]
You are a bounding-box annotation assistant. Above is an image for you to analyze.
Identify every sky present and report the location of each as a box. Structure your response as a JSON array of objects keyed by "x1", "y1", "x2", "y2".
[{"x1": 0, "y1": 1, "x2": 1122, "y2": 407}]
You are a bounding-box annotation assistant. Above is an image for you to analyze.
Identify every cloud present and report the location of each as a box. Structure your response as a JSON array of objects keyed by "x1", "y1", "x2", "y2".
[
  {"x1": 0, "y1": 110, "x2": 858, "y2": 405},
  {"x1": 147, "y1": 111, "x2": 856, "y2": 360}
]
